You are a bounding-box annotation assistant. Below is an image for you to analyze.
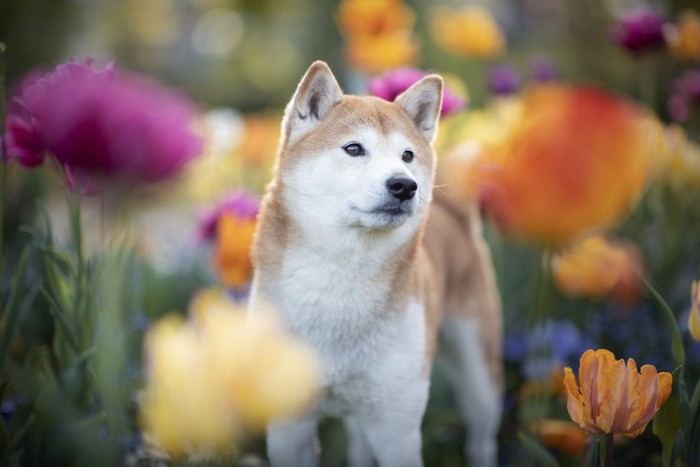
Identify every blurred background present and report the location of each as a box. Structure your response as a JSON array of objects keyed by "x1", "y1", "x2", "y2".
[{"x1": 2, "y1": 0, "x2": 700, "y2": 466}]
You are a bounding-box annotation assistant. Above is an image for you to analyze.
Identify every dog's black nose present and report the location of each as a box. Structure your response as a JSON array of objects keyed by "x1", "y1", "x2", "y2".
[{"x1": 386, "y1": 177, "x2": 417, "y2": 201}]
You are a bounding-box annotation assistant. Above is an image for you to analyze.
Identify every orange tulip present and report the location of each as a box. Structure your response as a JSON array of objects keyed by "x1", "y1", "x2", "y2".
[
  {"x1": 552, "y1": 235, "x2": 644, "y2": 304},
  {"x1": 459, "y1": 84, "x2": 653, "y2": 245},
  {"x1": 535, "y1": 419, "x2": 589, "y2": 456},
  {"x1": 345, "y1": 32, "x2": 419, "y2": 74},
  {"x1": 430, "y1": 6, "x2": 505, "y2": 58},
  {"x1": 239, "y1": 114, "x2": 281, "y2": 167},
  {"x1": 337, "y1": 0, "x2": 415, "y2": 38},
  {"x1": 563, "y1": 349, "x2": 672, "y2": 437},
  {"x1": 664, "y1": 10, "x2": 700, "y2": 62},
  {"x1": 336, "y1": 0, "x2": 418, "y2": 73},
  {"x1": 213, "y1": 213, "x2": 257, "y2": 288}
]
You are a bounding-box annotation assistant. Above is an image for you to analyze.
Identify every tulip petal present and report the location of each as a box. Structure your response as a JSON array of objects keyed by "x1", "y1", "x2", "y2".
[{"x1": 563, "y1": 367, "x2": 589, "y2": 430}]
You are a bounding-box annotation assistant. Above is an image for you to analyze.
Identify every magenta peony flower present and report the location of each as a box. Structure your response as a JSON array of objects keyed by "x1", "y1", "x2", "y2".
[
  {"x1": 611, "y1": 8, "x2": 666, "y2": 52},
  {"x1": 368, "y1": 68, "x2": 466, "y2": 118},
  {"x1": 196, "y1": 190, "x2": 260, "y2": 243},
  {"x1": 4, "y1": 58, "x2": 202, "y2": 187}
]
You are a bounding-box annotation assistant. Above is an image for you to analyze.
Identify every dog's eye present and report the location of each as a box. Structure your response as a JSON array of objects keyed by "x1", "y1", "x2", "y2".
[
  {"x1": 402, "y1": 150, "x2": 414, "y2": 163},
  {"x1": 343, "y1": 143, "x2": 366, "y2": 157}
]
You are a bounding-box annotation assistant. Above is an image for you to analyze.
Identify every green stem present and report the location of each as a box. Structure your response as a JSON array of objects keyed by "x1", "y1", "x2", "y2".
[{"x1": 604, "y1": 433, "x2": 613, "y2": 467}]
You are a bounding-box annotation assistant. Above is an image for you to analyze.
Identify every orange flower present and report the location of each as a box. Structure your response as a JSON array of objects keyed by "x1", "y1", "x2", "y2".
[
  {"x1": 336, "y1": 0, "x2": 418, "y2": 73},
  {"x1": 535, "y1": 419, "x2": 589, "y2": 456},
  {"x1": 552, "y1": 235, "x2": 644, "y2": 304},
  {"x1": 664, "y1": 10, "x2": 700, "y2": 62},
  {"x1": 239, "y1": 114, "x2": 281, "y2": 167},
  {"x1": 337, "y1": 0, "x2": 415, "y2": 37},
  {"x1": 563, "y1": 349, "x2": 672, "y2": 437},
  {"x1": 430, "y1": 6, "x2": 505, "y2": 58},
  {"x1": 345, "y1": 32, "x2": 419, "y2": 74},
  {"x1": 458, "y1": 84, "x2": 653, "y2": 245},
  {"x1": 213, "y1": 213, "x2": 257, "y2": 288}
]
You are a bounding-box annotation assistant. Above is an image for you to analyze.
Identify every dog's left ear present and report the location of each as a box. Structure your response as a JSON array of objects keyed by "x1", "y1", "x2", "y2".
[
  {"x1": 282, "y1": 61, "x2": 343, "y2": 146},
  {"x1": 395, "y1": 75, "x2": 443, "y2": 142}
]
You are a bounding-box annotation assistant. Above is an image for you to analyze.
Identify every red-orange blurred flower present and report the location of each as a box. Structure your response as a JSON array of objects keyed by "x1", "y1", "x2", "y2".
[
  {"x1": 552, "y1": 235, "x2": 644, "y2": 305},
  {"x1": 459, "y1": 84, "x2": 653, "y2": 245},
  {"x1": 563, "y1": 349, "x2": 672, "y2": 437}
]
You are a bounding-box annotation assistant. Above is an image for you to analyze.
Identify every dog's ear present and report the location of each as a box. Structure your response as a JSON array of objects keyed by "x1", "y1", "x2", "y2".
[
  {"x1": 282, "y1": 61, "x2": 343, "y2": 146},
  {"x1": 395, "y1": 75, "x2": 443, "y2": 142}
]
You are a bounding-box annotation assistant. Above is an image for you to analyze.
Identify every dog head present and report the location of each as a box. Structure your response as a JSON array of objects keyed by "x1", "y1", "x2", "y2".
[{"x1": 273, "y1": 61, "x2": 442, "y2": 235}]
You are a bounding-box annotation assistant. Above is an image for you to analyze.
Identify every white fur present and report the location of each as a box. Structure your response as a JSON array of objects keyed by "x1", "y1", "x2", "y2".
[{"x1": 439, "y1": 315, "x2": 502, "y2": 467}]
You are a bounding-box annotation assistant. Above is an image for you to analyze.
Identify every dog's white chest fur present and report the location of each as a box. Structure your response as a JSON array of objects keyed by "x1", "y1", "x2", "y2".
[{"x1": 253, "y1": 239, "x2": 427, "y2": 415}]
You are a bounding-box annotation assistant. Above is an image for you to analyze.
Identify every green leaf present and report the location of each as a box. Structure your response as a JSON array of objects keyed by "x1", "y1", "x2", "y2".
[
  {"x1": 517, "y1": 431, "x2": 561, "y2": 467},
  {"x1": 642, "y1": 276, "x2": 685, "y2": 369},
  {"x1": 57, "y1": 348, "x2": 95, "y2": 407},
  {"x1": 40, "y1": 287, "x2": 80, "y2": 354},
  {"x1": 687, "y1": 378, "x2": 700, "y2": 467},
  {"x1": 0, "y1": 246, "x2": 35, "y2": 383},
  {"x1": 653, "y1": 368, "x2": 688, "y2": 467}
]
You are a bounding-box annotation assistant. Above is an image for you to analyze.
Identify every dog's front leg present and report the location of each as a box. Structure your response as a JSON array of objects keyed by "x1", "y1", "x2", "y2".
[
  {"x1": 267, "y1": 415, "x2": 320, "y2": 467},
  {"x1": 354, "y1": 379, "x2": 429, "y2": 467}
]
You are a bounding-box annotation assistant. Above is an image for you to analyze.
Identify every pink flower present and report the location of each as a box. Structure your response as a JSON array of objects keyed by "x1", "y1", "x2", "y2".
[
  {"x1": 668, "y1": 69, "x2": 700, "y2": 122},
  {"x1": 196, "y1": 190, "x2": 260, "y2": 243},
  {"x1": 368, "y1": 68, "x2": 466, "y2": 117},
  {"x1": 611, "y1": 8, "x2": 666, "y2": 52},
  {"x1": 4, "y1": 59, "x2": 202, "y2": 187}
]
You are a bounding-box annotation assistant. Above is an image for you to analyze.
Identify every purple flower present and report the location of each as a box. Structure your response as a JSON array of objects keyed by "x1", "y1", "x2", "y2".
[
  {"x1": 487, "y1": 63, "x2": 519, "y2": 96},
  {"x1": 197, "y1": 190, "x2": 260, "y2": 243},
  {"x1": 668, "y1": 69, "x2": 700, "y2": 122},
  {"x1": 4, "y1": 58, "x2": 202, "y2": 188},
  {"x1": 611, "y1": 8, "x2": 666, "y2": 52},
  {"x1": 368, "y1": 68, "x2": 467, "y2": 118},
  {"x1": 530, "y1": 56, "x2": 559, "y2": 82}
]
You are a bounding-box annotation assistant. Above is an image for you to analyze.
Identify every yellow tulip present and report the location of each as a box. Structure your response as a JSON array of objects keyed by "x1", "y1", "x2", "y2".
[
  {"x1": 430, "y1": 6, "x2": 505, "y2": 58},
  {"x1": 139, "y1": 291, "x2": 320, "y2": 457},
  {"x1": 139, "y1": 315, "x2": 237, "y2": 458},
  {"x1": 552, "y1": 235, "x2": 643, "y2": 304},
  {"x1": 688, "y1": 281, "x2": 700, "y2": 341},
  {"x1": 563, "y1": 349, "x2": 672, "y2": 437}
]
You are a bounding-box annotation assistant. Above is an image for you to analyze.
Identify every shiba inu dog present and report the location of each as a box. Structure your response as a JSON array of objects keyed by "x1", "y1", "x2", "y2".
[{"x1": 249, "y1": 61, "x2": 502, "y2": 467}]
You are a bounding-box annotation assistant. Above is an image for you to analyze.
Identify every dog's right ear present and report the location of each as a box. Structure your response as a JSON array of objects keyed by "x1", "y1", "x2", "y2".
[{"x1": 282, "y1": 61, "x2": 343, "y2": 146}]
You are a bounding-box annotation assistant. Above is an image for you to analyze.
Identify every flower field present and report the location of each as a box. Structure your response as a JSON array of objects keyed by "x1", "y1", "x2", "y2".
[{"x1": 1, "y1": 0, "x2": 700, "y2": 466}]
